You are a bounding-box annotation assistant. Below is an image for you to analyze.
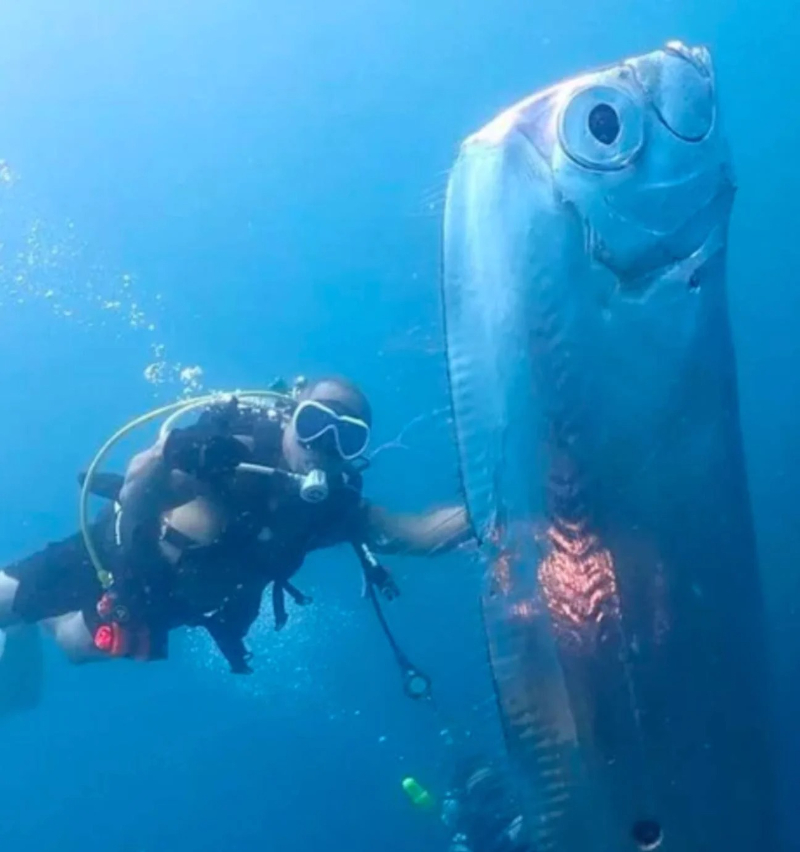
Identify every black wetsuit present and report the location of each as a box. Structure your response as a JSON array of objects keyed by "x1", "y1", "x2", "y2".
[{"x1": 5, "y1": 401, "x2": 367, "y2": 671}]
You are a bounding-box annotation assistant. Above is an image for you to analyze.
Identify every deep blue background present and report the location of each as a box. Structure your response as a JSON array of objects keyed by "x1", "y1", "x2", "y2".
[{"x1": 0, "y1": 2, "x2": 796, "y2": 850}]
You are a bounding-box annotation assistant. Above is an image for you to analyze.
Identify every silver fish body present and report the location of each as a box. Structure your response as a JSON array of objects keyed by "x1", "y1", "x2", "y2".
[{"x1": 442, "y1": 42, "x2": 779, "y2": 852}]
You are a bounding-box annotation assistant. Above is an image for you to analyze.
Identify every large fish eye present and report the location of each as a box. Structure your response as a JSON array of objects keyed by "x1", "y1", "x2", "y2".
[
  {"x1": 558, "y1": 85, "x2": 643, "y2": 171},
  {"x1": 588, "y1": 103, "x2": 620, "y2": 144}
]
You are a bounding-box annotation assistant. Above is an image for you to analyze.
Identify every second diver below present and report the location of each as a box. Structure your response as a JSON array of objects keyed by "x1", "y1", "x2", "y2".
[{"x1": 0, "y1": 376, "x2": 470, "y2": 674}]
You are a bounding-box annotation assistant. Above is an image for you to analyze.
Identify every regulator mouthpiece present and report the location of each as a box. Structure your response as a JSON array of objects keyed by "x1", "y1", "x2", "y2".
[{"x1": 299, "y1": 469, "x2": 329, "y2": 503}]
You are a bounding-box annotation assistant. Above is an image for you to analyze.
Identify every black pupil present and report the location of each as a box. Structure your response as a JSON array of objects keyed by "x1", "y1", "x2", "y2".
[
  {"x1": 588, "y1": 103, "x2": 620, "y2": 145},
  {"x1": 631, "y1": 819, "x2": 663, "y2": 849}
]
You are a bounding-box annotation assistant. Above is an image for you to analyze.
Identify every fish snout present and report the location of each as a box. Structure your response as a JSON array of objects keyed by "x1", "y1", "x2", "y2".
[{"x1": 627, "y1": 41, "x2": 715, "y2": 142}]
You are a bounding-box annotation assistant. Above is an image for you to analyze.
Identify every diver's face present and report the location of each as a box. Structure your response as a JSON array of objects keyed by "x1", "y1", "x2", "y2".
[
  {"x1": 282, "y1": 418, "x2": 348, "y2": 475},
  {"x1": 283, "y1": 383, "x2": 371, "y2": 475}
]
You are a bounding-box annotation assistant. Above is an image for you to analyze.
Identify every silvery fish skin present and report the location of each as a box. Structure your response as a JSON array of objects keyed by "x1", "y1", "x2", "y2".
[{"x1": 442, "y1": 42, "x2": 778, "y2": 852}]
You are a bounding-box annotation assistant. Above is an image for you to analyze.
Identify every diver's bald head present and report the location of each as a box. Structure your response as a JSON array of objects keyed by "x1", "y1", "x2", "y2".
[{"x1": 303, "y1": 376, "x2": 373, "y2": 427}]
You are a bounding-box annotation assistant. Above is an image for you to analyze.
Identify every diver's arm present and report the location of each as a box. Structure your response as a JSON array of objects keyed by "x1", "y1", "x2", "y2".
[
  {"x1": 363, "y1": 503, "x2": 473, "y2": 557},
  {"x1": 112, "y1": 439, "x2": 206, "y2": 615},
  {"x1": 113, "y1": 430, "x2": 251, "y2": 622}
]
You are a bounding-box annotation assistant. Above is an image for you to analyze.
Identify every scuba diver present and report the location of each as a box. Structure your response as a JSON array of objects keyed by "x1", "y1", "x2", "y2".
[
  {"x1": 440, "y1": 757, "x2": 532, "y2": 852},
  {"x1": 0, "y1": 375, "x2": 470, "y2": 709}
]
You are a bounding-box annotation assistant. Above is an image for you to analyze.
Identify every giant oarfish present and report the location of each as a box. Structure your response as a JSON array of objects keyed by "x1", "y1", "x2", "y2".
[{"x1": 442, "y1": 41, "x2": 779, "y2": 852}]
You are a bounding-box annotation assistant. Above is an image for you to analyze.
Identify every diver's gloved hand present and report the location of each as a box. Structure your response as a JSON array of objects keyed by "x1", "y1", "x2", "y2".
[{"x1": 163, "y1": 428, "x2": 251, "y2": 481}]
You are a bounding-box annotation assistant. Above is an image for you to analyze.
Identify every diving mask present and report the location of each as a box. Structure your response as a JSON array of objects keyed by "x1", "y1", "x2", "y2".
[{"x1": 293, "y1": 399, "x2": 370, "y2": 460}]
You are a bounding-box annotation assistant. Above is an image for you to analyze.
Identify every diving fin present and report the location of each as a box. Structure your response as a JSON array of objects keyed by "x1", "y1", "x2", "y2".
[
  {"x1": 0, "y1": 624, "x2": 44, "y2": 717},
  {"x1": 78, "y1": 471, "x2": 125, "y2": 502}
]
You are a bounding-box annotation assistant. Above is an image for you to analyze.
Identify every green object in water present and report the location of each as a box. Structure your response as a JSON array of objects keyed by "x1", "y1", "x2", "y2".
[{"x1": 402, "y1": 776, "x2": 434, "y2": 810}]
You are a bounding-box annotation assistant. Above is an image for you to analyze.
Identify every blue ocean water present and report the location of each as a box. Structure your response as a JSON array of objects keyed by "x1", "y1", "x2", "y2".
[{"x1": 0, "y1": 2, "x2": 797, "y2": 850}]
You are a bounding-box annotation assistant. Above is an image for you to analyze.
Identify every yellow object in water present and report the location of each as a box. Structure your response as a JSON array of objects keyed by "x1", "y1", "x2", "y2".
[{"x1": 402, "y1": 776, "x2": 434, "y2": 810}]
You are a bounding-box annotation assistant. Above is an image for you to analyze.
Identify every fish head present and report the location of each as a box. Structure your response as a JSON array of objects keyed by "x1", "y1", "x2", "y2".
[
  {"x1": 444, "y1": 42, "x2": 736, "y2": 542},
  {"x1": 469, "y1": 41, "x2": 734, "y2": 287}
]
